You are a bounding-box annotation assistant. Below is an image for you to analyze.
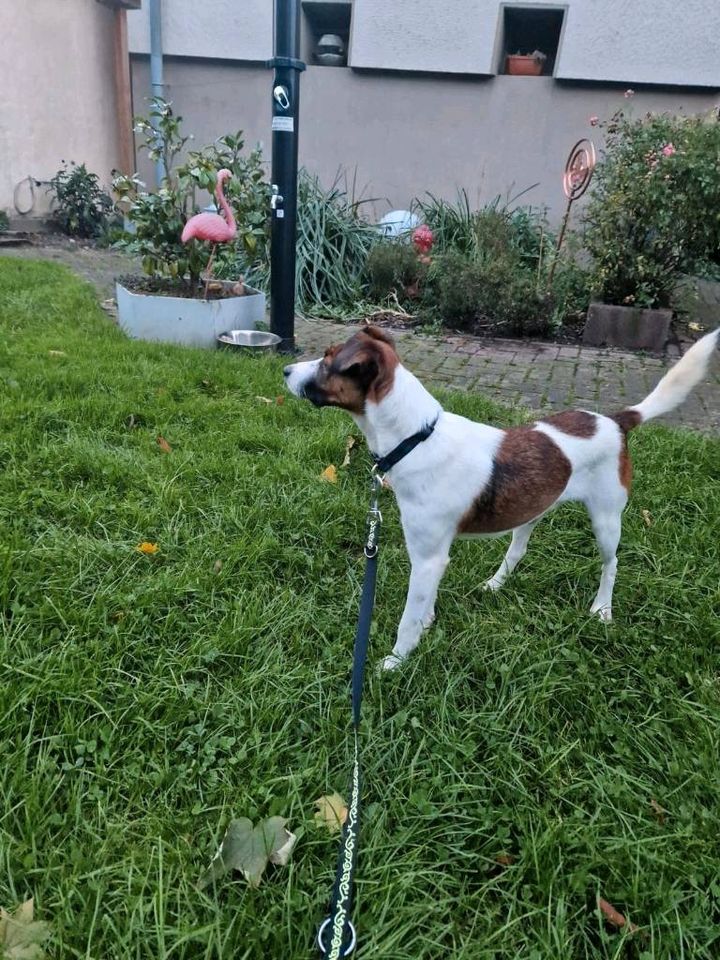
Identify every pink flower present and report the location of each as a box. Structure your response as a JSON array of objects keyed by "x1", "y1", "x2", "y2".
[
  {"x1": 589, "y1": 115, "x2": 599, "y2": 126},
  {"x1": 661, "y1": 142, "x2": 677, "y2": 157},
  {"x1": 624, "y1": 88, "x2": 635, "y2": 98},
  {"x1": 412, "y1": 224, "x2": 434, "y2": 255}
]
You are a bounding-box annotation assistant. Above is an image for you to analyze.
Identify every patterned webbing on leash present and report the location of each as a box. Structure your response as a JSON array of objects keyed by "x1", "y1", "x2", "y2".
[{"x1": 317, "y1": 475, "x2": 381, "y2": 958}]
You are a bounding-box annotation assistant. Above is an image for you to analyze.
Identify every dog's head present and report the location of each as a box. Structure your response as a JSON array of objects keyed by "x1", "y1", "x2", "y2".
[{"x1": 283, "y1": 326, "x2": 399, "y2": 414}]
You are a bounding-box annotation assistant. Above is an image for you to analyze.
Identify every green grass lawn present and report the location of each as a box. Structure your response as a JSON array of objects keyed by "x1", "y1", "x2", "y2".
[{"x1": 1, "y1": 258, "x2": 719, "y2": 959}]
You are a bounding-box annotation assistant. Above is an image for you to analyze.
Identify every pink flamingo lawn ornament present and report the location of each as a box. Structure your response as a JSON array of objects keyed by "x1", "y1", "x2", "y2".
[{"x1": 181, "y1": 168, "x2": 237, "y2": 299}]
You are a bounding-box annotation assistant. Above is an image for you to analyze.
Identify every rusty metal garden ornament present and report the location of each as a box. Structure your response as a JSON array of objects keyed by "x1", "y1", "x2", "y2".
[{"x1": 548, "y1": 138, "x2": 596, "y2": 284}]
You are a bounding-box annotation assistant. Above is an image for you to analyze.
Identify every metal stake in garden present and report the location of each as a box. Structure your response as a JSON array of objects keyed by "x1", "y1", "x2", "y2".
[
  {"x1": 548, "y1": 138, "x2": 596, "y2": 285},
  {"x1": 268, "y1": 0, "x2": 305, "y2": 352}
]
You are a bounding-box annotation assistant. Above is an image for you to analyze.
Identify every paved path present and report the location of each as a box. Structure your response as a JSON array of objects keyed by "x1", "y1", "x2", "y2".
[
  {"x1": 296, "y1": 319, "x2": 720, "y2": 434},
  {"x1": 3, "y1": 243, "x2": 719, "y2": 434}
]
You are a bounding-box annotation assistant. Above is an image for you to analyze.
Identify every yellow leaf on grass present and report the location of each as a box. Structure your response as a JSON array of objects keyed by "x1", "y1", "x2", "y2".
[
  {"x1": 0, "y1": 897, "x2": 51, "y2": 959},
  {"x1": 314, "y1": 793, "x2": 348, "y2": 833},
  {"x1": 156, "y1": 435, "x2": 172, "y2": 454},
  {"x1": 136, "y1": 541, "x2": 159, "y2": 555},
  {"x1": 48, "y1": 350, "x2": 67, "y2": 357},
  {"x1": 321, "y1": 465, "x2": 338, "y2": 484},
  {"x1": 641, "y1": 509, "x2": 652, "y2": 527},
  {"x1": 341, "y1": 436, "x2": 357, "y2": 468},
  {"x1": 255, "y1": 396, "x2": 274, "y2": 404}
]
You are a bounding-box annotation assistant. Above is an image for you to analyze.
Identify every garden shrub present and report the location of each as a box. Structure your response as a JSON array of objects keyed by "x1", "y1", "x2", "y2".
[
  {"x1": 365, "y1": 241, "x2": 428, "y2": 301},
  {"x1": 427, "y1": 249, "x2": 552, "y2": 336},
  {"x1": 48, "y1": 162, "x2": 113, "y2": 239},
  {"x1": 113, "y1": 98, "x2": 269, "y2": 292},
  {"x1": 583, "y1": 108, "x2": 720, "y2": 307}
]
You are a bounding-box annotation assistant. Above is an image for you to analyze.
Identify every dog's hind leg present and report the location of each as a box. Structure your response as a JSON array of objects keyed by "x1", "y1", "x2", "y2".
[
  {"x1": 586, "y1": 491, "x2": 626, "y2": 622},
  {"x1": 381, "y1": 542, "x2": 451, "y2": 671},
  {"x1": 484, "y1": 519, "x2": 539, "y2": 592}
]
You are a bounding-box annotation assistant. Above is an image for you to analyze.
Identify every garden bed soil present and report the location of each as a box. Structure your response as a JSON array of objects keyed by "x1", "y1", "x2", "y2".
[{"x1": 117, "y1": 274, "x2": 250, "y2": 301}]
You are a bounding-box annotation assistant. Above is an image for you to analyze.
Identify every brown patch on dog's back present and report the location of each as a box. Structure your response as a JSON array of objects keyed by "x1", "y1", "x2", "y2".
[
  {"x1": 542, "y1": 410, "x2": 598, "y2": 438},
  {"x1": 458, "y1": 428, "x2": 572, "y2": 535}
]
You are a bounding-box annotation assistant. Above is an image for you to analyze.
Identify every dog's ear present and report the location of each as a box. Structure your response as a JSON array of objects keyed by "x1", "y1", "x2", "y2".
[
  {"x1": 335, "y1": 344, "x2": 379, "y2": 389},
  {"x1": 362, "y1": 325, "x2": 396, "y2": 349}
]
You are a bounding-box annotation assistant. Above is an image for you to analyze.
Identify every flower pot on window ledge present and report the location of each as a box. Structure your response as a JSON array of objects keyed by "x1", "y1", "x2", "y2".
[
  {"x1": 583, "y1": 302, "x2": 673, "y2": 354},
  {"x1": 505, "y1": 52, "x2": 546, "y2": 76}
]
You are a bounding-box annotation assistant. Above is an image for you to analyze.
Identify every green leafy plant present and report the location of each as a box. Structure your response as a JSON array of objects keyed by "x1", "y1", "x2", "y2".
[
  {"x1": 584, "y1": 108, "x2": 720, "y2": 308},
  {"x1": 113, "y1": 98, "x2": 270, "y2": 294},
  {"x1": 365, "y1": 241, "x2": 428, "y2": 301},
  {"x1": 47, "y1": 162, "x2": 113, "y2": 239}
]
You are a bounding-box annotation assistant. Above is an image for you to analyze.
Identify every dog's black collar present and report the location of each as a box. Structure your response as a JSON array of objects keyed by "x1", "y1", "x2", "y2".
[{"x1": 372, "y1": 416, "x2": 440, "y2": 474}]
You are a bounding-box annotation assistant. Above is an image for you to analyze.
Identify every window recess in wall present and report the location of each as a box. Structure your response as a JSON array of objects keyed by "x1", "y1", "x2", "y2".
[
  {"x1": 499, "y1": 5, "x2": 565, "y2": 76},
  {"x1": 302, "y1": 1, "x2": 352, "y2": 66}
]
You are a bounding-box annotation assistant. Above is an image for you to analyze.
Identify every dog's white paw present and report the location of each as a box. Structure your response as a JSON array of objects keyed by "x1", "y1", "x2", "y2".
[
  {"x1": 483, "y1": 577, "x2": 503, "y2": 592},
  {"x1": 591, "y1": 603, "x2": 613, "y2": 622},
  {"x1": 378, "y1": 653, "x2": 405, "y2": 672}
]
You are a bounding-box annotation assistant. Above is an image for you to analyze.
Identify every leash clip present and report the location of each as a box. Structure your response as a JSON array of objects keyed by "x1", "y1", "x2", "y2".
[{"x1": 317, "y1": 917, "x2": 357, "y2": 956}]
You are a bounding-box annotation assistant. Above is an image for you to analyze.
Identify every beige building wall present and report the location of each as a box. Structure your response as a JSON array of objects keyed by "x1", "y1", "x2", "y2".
[
  {"x1": 131, "y1": 59, "x2": 718, "y2": 225},
  {"x1": 0, "y1": 0, "x2": 122, "y2": 218}
]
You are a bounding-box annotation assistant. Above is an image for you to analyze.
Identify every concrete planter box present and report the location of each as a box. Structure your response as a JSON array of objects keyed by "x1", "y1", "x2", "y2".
[
  {"x1": 583, "y1": 302, "x2": 673, "y2": 354},
  {"x1": 116, "y1": 280, "x2": 265, "y2": 349}
]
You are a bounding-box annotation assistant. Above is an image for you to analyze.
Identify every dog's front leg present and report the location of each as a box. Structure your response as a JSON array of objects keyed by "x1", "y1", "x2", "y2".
[{"x1": 381, "y1": 545, "x2": 450, "y2": 671}]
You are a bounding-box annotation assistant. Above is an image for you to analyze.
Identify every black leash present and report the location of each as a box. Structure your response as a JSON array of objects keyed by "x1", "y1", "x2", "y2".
[
  {"x1": 317, "y1": 418, "x2": 439, "y2": 958},
  {"x1": 317, "y1": 470, "x2": 382, "y2": 958}
]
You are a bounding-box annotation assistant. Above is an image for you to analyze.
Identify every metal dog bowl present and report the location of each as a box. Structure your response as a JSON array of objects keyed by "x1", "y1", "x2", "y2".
[{"x1": 217, "y1": 330, "x2": 282, "y2": 352}]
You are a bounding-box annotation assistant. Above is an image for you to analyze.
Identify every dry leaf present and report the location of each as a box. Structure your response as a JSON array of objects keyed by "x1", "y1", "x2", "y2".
[
  {"x1": 494, "y1": 854, "x2": 515, "y2": 867},
  {"x1": 0, "y1": 897, "x2": 51, "y2": 959},
  {"x1": 156, "y1": 435, "x2": 172, "y2": 454},
  {"x1": 48, "y1": 350, "x2": 66, "y2": 357},
  {"x1": 199, "y1": 817, "x2": 293, "y2": 889},
  {"x1": 641, "y1": 509, "x2": 652, "y2": 527},
  {"x1": 688, "y1": 321, "x2": 704, "y2": 333},
  {"x1": 213, "y1": 559, "x2": 223, "y2": 574},
  {"x1": 136, "y1": 542, "x2": 159, "y2": 555},
  {"x1": 255, "y1": 396, "x2": 274, "y2": 405},
  {"x1": 314, "y1": 793, "x2": 348, "y2": 834},
  {"x1": 598, "y1": 897, "x2": 639, "y2": 935},
  {"x1": 650, "y1": 798, "x2": 667, "y2": 825},
  {"x1": 269, "y1": 829, "x2": 297, "y2": 866},
  {"x1": 341, "y1": 436, "x2": 357, "y2": 468},
  {"x1": 321, "y1": 465, "x2": 338, "y2": 484},
  {"x1": 275, "y1": 395, "x2": 285, "y2": 405}
]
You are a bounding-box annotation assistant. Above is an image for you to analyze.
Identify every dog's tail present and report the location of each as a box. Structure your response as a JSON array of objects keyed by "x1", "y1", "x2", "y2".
[{"x1": 613, "y1": 327, "x2": 720, "y2": 432}]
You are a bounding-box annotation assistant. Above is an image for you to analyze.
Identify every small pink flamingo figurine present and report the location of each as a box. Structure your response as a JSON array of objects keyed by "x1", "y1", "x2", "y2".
[{"x1": 181, "y1": 168, "x2": 237, "y2": 298}]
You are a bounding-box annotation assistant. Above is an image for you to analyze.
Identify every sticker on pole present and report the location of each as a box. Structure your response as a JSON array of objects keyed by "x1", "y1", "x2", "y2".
[{"x1": 272, "y1": 116, "x2": 294, "y2": 132}]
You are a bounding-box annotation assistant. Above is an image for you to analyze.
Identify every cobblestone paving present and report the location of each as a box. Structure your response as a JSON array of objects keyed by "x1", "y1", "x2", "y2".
[
  {"x1": 296, "y1": 318, "x2": 720, "y2": 435},
  {"x1": 3, "y1": 243, "x2": 718, "y2": 434}
]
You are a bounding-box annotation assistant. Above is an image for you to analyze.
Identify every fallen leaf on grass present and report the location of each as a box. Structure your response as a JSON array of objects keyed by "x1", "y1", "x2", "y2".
[
  {"x1": 314, "y1": 793, "x2": 348, "y2": 834},
  {"x1": 688, "y1": 322, "x2": 704, "y2": 333},
  {"x1": 156, "y1": 435, "x2": 172, "y2": 454},
  {"x1": 213, "y1": 559, "x2": 223, "y2": 574},
  {"x1": 255, "y1": 396, "x2": 274, "y2": 405},
  {"x1": 641, "y1": 509, "x2": 653, "y2": 527},
  {"x1": 275, "y1": 395, "x2": 285, "y2": 405},
  {"x1": 341, "y1": 436, "x2": 357, "y2": 468},
  {"x1": 650, "y1": 798, "x2": 667, "y2": 825},
  {"x1": 494, "y1": 854, "x2": 515, "y2": 867},
  {"x1": 136, "y1": 542, "x2": 159, "y2": 555},
  {"x1": 199, "y1": 817, "x2": 296, "y2": 888},
  {"x1": 48, "y1": 350, "x2": 66, "y2": 357},
  {"x1": 0, "y1": 897, "x2": 51, "y2": 959},
  {"x1": 598, "y1": 897, "x2": 640, "y2": 935},
  {"x1": 321, "y1": 465, "x2": 338, "y2": 484}
]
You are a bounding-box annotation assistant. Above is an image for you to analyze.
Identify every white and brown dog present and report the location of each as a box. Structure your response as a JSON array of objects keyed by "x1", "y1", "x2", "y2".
[{"x1": 284, "y1": 326, "x2": 719, "y2": 669}]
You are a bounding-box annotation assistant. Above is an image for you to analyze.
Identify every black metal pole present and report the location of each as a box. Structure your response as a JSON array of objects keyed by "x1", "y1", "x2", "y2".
[{"x1": 269, "y1": 0, "x2": 304, "y2": 353}]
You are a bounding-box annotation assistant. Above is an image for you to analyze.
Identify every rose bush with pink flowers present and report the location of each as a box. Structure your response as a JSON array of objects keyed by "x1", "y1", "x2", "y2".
[{"x1": 583, "y1": 109, "x2": 720, "y2": 308}]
